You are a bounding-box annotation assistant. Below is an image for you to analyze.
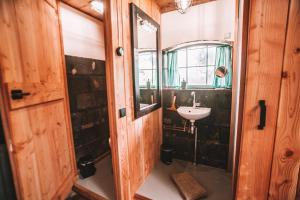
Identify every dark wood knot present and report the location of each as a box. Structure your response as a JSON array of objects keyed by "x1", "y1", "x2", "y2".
[
  {"x1": 282, "y1": 71, "x2": 288, "y2": 78},
  {"x1": 285, "y1": 149, "x2": 294, "y2": 157}
]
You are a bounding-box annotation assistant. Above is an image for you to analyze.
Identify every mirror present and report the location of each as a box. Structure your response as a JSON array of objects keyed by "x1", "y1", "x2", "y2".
[
  {"x1": 130, "y1": 3, "x2": 161, "y2": 119},
  {"x1": 215, "y1": 66, "x2": 228, "y2": 78}
]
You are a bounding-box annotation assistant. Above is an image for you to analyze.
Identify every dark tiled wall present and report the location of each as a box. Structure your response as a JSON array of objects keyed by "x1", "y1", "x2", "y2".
[
  {"x1": 65, "y1": 56, "x2": 110, "y2": 162},
  {"x1": 140, "y1": 89, "x2": 159, "y2": 104},
  {"x1": 163, "y1": 89, "x2": 231, "y2": 169}
]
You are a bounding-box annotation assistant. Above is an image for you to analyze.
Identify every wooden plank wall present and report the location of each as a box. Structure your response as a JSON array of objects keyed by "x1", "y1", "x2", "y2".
[
  {"x1": 104, "y1": 0, "x2": 162, "y2": 199},
  {"x1": 124, "y1": 0, "x2": 162, "y2": 197},
  {"x1": 268, "y1": 0, "x2": 300, "y2": 199}
]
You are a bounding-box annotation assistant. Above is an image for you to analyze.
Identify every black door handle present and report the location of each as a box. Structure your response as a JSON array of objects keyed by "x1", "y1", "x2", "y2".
[
  {"x1": 11, "y1": 89, "x2": 31, "y2": 100},
  {"x1": 257, "y1": 100, "x2": 266, "y2": 130}
]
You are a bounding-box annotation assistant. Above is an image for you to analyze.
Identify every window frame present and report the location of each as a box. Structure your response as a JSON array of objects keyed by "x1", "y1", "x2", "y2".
[{"x1": 163, "y1": 42, "x2": 232, "y2": 89}]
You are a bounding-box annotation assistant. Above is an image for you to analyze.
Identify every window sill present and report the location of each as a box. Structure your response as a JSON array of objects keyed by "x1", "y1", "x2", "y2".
[{"x1": 162, "y1": 87, "x2": 232, "y2": 91}]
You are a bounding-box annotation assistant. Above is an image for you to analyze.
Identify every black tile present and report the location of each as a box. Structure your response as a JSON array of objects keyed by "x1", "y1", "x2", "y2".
[
  {"x1": 162, "y1": 89, "x2": 232, "y2": 169},
  {"x1": 65, "y1": 56, "x2": 110, "y2": 162}
]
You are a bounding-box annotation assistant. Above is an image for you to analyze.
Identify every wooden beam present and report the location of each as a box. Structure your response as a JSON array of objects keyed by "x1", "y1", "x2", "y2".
[{"x1": 73, "y1": 183, "x2": 108, "y2": 200}]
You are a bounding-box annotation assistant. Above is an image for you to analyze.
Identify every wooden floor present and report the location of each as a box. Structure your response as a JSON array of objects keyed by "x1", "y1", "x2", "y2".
[{"x1": 136, "y1": 160, "x2": 232, "y2": 200}]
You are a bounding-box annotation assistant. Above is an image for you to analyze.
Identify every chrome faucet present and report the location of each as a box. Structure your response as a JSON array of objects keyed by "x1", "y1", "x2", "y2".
[
  {"x1": 191, "y1": 91, "x2": 196, "y2": 108},
  {"x1": 191, "y1": 91, "x2": 200, "y2": 108}
]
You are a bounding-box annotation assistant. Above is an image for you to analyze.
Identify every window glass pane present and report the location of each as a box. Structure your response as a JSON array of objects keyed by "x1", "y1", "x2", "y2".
[
  {"x1": 152, "y1": 69, "x2": 157, "y2": 87},
  {"x1": 178, "y1": 68, "x2": 187, "y2": 83},
  {"x1": 139, "y1": 52, "x2": 153, "y2": 69},
  {"x1": 152, "y1": 53, "x2": 157, "y2": 68},
  {"x1": 207, "y1": 67, "x2": 215, "y2": 85},
  {"x1": 187, "y1": 67, "x2": 206, "y2": 85},
  {"x1": 208, "y1": 47, "x2": 216, "y2": 65},
  {"x1": 187, "y1": 47, "x2": 207, "y2": 66},
  {"x1": 177, "y1": 49, "x2": 186, "y2": 67},
  {"x1": 139, "y1": 69, "x2": 152, "y2": 87}
]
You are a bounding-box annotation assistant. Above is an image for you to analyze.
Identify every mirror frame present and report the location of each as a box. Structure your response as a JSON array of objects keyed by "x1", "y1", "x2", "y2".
[{"x1": 130, "y1": 3, "x2": 161, "y2": 119}]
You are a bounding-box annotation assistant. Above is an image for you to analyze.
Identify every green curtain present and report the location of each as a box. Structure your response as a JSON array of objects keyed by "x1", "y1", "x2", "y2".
[
  {"x1": 214, "y1": 45, "x2": 232, "y2": 88},
  {"x1": 162, "y1": 52, "x2": 168, "y2": 87},
  {"x1": 167, "y1": 51, "x2": 178, "y2": 87}
]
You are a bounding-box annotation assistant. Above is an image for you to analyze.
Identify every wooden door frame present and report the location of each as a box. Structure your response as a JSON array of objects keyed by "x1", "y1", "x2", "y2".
[
  {"x1": 230, "y1": 0, "x2": 250, "y2": 196},
  {"x1": 57, "y1": 1, "x2": 123, "y2": 200},
  {"x1": 102, "y1": 0, "x2": 130, "y2": 199}
]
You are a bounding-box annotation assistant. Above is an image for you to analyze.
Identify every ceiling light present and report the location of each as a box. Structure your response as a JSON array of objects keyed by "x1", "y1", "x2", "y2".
[
  {"x1": 175, "y1": 0, "x2": 192, "y2": 14},
  {"x1": 90, "y1": 0, "x2": 104, "y2": 14}
]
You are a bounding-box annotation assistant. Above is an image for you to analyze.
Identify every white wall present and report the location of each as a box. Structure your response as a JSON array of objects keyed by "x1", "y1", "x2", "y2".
[
  {"x1": 161, "y1": 0, "x2": 235, "y2": 49},
  {"x1": 60, "y1": 3, "x2": 105, "y2": 60}
]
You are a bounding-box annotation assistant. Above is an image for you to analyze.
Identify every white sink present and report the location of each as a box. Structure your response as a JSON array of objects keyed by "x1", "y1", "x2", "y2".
[{"x1": 177, "y1": 106, "x2": 211, "y2": 122}]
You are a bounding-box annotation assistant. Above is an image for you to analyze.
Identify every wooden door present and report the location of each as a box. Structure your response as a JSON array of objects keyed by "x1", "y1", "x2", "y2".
[
  {"x1": 235, "y1": 0, "x2": 290, "y2": 199},
  {"x1": 0, "y1": 0, "x2": 76, "y2": 199},
  {"x1": 268, "y1": 0, "x2": 300, "y2": 199}
]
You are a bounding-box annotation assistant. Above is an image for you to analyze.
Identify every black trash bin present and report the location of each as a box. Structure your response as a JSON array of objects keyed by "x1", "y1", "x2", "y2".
[
  {"x1": 77, "y1": 155, "x2": 96, "y2": 178},
  {"x1": 160, "y1": 144, "x2": 174, "y2": 165}
]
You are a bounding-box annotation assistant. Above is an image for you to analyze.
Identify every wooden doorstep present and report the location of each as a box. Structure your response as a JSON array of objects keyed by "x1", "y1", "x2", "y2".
[
  {"x1": 73, "y1": 183, "x2": 108, "y2": 200},
  {"x1": 134, "y1": 193, "x2": 152, "y2": 200}
]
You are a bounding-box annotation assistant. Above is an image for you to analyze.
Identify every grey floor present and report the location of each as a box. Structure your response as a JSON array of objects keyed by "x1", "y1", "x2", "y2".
[
  {"x1": 137, "y1": 160, "x2": 232, "y2": 200},
  {"x1": 76, "y1": 155, "x2": 115, "y2": 200}
]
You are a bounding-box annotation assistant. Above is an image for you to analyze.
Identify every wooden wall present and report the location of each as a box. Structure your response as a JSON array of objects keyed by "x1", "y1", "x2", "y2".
[
  {"x1": 104, "y1": 0, "x2": 162, "y2": 199},
  {"x1": 126, "y1": 1, "x2": 162, "y2": 196}
]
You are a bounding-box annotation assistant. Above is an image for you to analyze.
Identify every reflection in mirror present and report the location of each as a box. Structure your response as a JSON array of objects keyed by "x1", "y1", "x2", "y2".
[
  {"x1": 215, "y1": 66, "x2": 228, "y2": 78},
  {"x1": 138, "y1": 50, "x2": 158, "y2": 108},
  {"x1": 130, "y1": 3, "x2": 161, "y2": 118},
  {"x1": 137, "y1": 13, "x2": 158, "y2": 109}
]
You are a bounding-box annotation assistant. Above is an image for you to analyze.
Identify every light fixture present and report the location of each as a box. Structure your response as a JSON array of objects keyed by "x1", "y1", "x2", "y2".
[
  {"x1": 137, "y1": 14, "x2": 157, "y2": 33},
  {"x1": 90, "y1": 0, "x2": 104, "y2": 14},
  {"x1": 175, "y1": 0, "x2": 192, "y2": 14}
]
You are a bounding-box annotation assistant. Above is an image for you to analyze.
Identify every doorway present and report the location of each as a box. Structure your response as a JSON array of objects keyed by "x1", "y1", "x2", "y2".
[
  {"x1": 59, "y1": 2, "x2": 115, "y2": 199},
  {"x1": 135, "y1": 0, "x2": 245, "y2": 199},
  {"x1": 0, "y1": 112, "x2": 16, "y2": 200}
]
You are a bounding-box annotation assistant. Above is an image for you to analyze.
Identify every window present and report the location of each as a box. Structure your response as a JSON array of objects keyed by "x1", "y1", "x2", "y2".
[
  {"x1": 163, "y1": 43, "x2": 232, "y2": 89},
  {"x1": 177, "y1": 45, "x2": 217, "y2": 87},
  {"x1": 138, "y1": 51, "x2": 157, "y2": 88}
]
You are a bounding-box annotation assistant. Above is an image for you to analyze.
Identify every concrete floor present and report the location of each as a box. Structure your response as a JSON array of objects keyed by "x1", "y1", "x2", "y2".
[
  {"x1": 137, "y1": 160, "x2": 232, "y2": 200},
  {"x1": 76, "y1": 155, "x2": 115, "y2": 200}
]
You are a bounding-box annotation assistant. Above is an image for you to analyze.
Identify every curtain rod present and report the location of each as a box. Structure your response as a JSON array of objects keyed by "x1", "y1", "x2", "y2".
[{"x1": 163, "y1": 40, "x2": 233, "y2": 52}]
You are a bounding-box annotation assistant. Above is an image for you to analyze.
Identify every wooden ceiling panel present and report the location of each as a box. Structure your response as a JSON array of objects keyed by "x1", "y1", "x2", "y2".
[
  {"x1": 62, "y1": 0, "x2": 103, "y2": 20},
  {"x1": 156, "y1": 0, "x2": 216, "y2": 13}
]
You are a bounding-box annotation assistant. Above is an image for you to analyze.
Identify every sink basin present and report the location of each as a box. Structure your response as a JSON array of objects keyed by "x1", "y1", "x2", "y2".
[{"x1": 177, "y1": 106, "x2": 211, "y2": 122}]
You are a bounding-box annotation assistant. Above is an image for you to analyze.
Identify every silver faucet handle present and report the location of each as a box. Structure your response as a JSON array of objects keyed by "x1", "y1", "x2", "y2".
[{"x1": 195, "y1": 103, "x2": 201, "y2": 107}]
